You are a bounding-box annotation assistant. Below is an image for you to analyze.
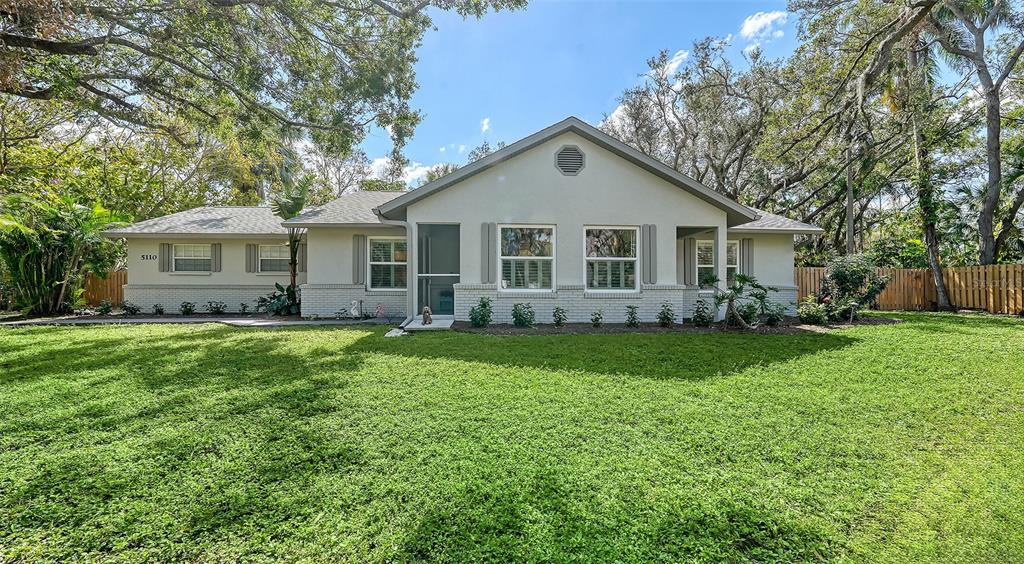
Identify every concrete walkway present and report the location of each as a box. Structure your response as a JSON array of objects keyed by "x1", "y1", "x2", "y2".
[{"x1": 0, "y1": 316, "x2": 394, "y2": 328}]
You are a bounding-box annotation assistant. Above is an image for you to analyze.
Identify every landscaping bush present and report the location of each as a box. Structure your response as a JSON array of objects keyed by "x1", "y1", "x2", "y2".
[
  {"x1": 179, "y1": 301, "x2": 196, "y2": 315},
  {"x1": 511, "y1": 303, "x2": 535, "y2": 327},
  {"x1": 764, "y1": 302, "x2": 787, "y2": 326},
  {"x1": 96, "y1": 299, "x2": 113, "y2": 315},
  {"x1": 552, "y1": 306, "x2": 567, "y2": 327},
  {"x1": 691, "y1": 299, "x2": 714, "y2": 327},
  {"x1": 121, "y1": 301, "x2": 141, "y2": 316},
  {"x1": 469, "y1": 297, "x2": 493, "y2": 327},
  {"x1": 205, "y1": 301, "x2": 227, "y2": 315},
  {"x1": 624, "y1": 305, "x2": 640, "y2": 327},
  {"x1": 817, "y1": 254, "x2": 889, "y2": 322},
  {"x1": 256, "y1": 283, "x2": 300, "y2": 316},
  {"x1": 797, "y1": 296, "x2": 828, "y2": 325},
  {"x1": 657, "y1": 301, "x2": 675, "y2": 328},
  {"x1": 152, "y1": 303, "x2": 165, "y2": 315},
  {"x1": 591, "y1": 309, "x2": 603, "y2": 328},
  {"x1": 736, "y1": 302, "x2": 759, "y2": 325},
  {"x1": 238, "y1": 302, "x2": 250, "y2": 314}
]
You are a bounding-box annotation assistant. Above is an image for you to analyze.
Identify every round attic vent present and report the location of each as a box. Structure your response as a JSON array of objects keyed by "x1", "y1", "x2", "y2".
[{"x1": 555, "y1": 145, "x2": 585, "y2": 176}]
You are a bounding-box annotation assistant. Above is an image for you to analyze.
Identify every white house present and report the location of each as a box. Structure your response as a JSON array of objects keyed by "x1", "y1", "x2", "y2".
[{"x1": 107, "y1": 117, "x2": 822, "y2": 325}]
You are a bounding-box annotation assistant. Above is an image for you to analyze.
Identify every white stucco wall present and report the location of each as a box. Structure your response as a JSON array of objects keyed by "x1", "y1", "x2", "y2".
[{"x1": 404, "y1": 131, "x2": 729, "y2": 288}]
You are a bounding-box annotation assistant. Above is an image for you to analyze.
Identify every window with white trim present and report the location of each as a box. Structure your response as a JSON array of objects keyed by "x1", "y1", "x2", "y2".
[
  {"x1": 499, "y1": 226, "x2": 554, "y2": 290},
  {"x1": 259, "y1": 244, "x2": 290, "y2": 272},
  {"x1": 585, "y1": 227, "x2": 638, "y2": 290},
  {"x1": 173, "y1": 244, "x2": 211, "y2": 272},
  {"x1": 696, "y1": 240, "x2": 739, "y2": 287},
  {"x1": 369, "y1": 238, "x2": 407, "y2": 289}
]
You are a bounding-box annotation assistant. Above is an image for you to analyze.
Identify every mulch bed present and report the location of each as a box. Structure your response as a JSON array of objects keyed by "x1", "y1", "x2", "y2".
[{"x1": 453, "y1": 316, "x2": 901, "y2": 336}]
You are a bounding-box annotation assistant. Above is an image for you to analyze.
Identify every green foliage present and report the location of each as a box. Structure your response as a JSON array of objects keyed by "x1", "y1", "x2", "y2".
[
  {"x1": 590, "y1": 309, "x2": 603, "y2": 328},
  {"x1": 97, "y1": 300, "x2": 114, "y2": 315},
  {"x1": 206, "y1": 301, "x2": 228, "y2": 315},
  {"x1": 552, "y1": 306, "x2": 568, "y2": 327},
  {"x1": 764, "y1": 302, "x2": 787, "y2": 327},
  {"x1": 469, "y1": 297, "x2": 493, "y2": 328},
  {"x1": 152, "y1": 304, "x2": 165, "y2": 316},
  {"x1": 624, "y1": 305, "x2": 640, "y2": 328},
  {"x1": 121, "y1": 301, "x2": 141, "y2": 316},
  {"x1": 256, "y1": 283, "x2": 300, "y2": 316},
  {"x1": 691, "y1": 300, "x2": 715, "y2": 327},
  {"x1": 0, "y1": 193, "x2": 125, "y2": 315},
  {"x1": 817, "y1": 255, "x2": 890, "y2": 322},
  {"x1": 511, "y1": 303, "x2": 535, "y2": 327},
  {"x1": 360, "y1": 179, "x2": 407, "y2": 192},
  {"x1": 709, "y1": 273, "x2": 779, "y2": 329},
  {"x1": 179, "y1": 302, "x2": 196, "y2": 315},
  {"x1": 658, "y1": 302, "x2": 676, "y2": 328},
  {"x1": 797, "y1": 297, "x2": 829, "y2": 325},
  {"x1": 736, "y1": 302, "x2": 759, "y2": 326},
  {"x1": 239, "y1": 303, "x2": 250, "y2": 314}
]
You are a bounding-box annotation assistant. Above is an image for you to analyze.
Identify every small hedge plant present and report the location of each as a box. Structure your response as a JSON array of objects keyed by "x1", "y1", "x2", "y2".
[
  {"x1": 511, "y1": 303, "x2": 535, "y2": 327},
  {"x1": 239, "y1": 302, "x2": 250, "y2": 314},
  {"x1": 658, "y1": 302, "x2": 676, "y2": 328},
  {"x1": 179, "y1": 301, "x2": 196, "y2": 315},
  {"x1": 552, "y1": 306, "x2": 568, "y2": 327},
  {"x1": 121, "y1": 301, "x2": 141, "y2": 316},
  {"x1": 764, "y1": 302, "x2": 787, "y2": 327},
  {"x1": 97, "y1": 299, "x2": 113, "y2": 315},
  {"x1": 591, "y1": 309, "x2": 603, "y2": 328},
  {"x1": 797, "y1": 296, "x2": 828, "y2": 325},
  {"x1": 691, "y1": 299, "x2": 714, "y2": 327},
  {"x1": 469, "y1": 297, "x2": 493, "y2": 327},
  {"x1": 206, "y1": 300, "x2": 227, "y2": 315},
  {"x1": 736, "y1": 302, "x2": 759, "y2": 326},
  {"x1": 152, "y1": 303, "x2": 165, "y2": 315},
  {"x1": 625, "y1": 305, "x2": 640, "y2": 328}
]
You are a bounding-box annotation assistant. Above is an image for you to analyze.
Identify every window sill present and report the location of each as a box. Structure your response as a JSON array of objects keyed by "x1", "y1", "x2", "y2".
[
  {"x1": 255, "y1": 272, "x2": 290, "y2": 276},
  {"x1": 584, "y1": 290, "x2": 641, "y2": 298},
  {"x1": 169, "y1": 272, "x2": 211, "y2": 276},
  {"x1": 367, "y1": 287, "x2": 407, "y2": 292}
]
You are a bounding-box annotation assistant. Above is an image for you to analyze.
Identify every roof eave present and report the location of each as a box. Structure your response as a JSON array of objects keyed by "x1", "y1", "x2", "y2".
[
  {"x1": 102, "y1": 231, "x2": 289, "y2": 239},
  {"x1": 728, "y1": 227, "x2": 826, "y2": 235},
  {"x1": 280, "y1": 221, "x2": 390, "y2": 228}
]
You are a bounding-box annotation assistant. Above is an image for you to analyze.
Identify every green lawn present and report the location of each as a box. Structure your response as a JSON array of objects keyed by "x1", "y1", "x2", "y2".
[{"x1": 1, "y1": 314, "x2": 1022, "y2": 561}]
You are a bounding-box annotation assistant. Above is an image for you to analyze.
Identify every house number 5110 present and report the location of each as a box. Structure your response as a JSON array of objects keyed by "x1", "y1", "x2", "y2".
[{"x1": 140, "y1": 254, "x2": 158, "y2": 261}]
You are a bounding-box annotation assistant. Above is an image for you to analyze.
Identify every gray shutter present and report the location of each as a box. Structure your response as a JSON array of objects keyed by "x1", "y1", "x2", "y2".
[
  {"x1": 352, "y1": 234, "x2": 366, "y2": 285},
  {"x1": 739, "y1": 238, "x2": 753, "y2": 275},
  {"x1": 210, "y1": 243, "x2": 222, "y2": 272},
  {"x1": 245, "y1": 244, "x2": 257, "y2": 273},
  {"x1": 481, "y1": 222, "x2": 496, "y2": 284},
  {"x1": 683, "y1": 237, "x2": 696, "y2": 286},
  {"x1": 641, "y1": 224, "x2": 657, "y2": 285},
  {"x1": 159, "y1": 243, "x2": 172, "y2": 272},
  {"x1": 297, "y1": 242, "x2": 307, "y2": 272}
]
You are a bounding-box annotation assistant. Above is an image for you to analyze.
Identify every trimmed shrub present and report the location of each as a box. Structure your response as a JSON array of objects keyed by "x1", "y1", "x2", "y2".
[
  {"x1": 469, "y1": 297, "x2": 493, "y2": 327},
  {"x1": 179, "y1": 301, "x2": 196, "y2": 315},
  {"x1": 121, "y1": 301, "x2": 141, "y2": 316},
  {"x1": 818, "y1": 254, "x2": 889, "y2": 321},
  {"x1": 691, "y1": 299, "x2": 714, "y2": 327},
  {"x1": 797, "y1": 296, "x2": 828, "y2": 325},
  {"x1": 552, "y1": 306, "x2": 568, "y2": 327},
  {"x1": 96, "y1": 299, "x2": 114, "y2": 315},
  {"x1": 152, "y1": 303, "x2": 165, "y2": 315},
  {"x1": 206, "y1": 300, "x2": 227, "y2": 315},
  {"x1": 591, "y1": 309, "x2": 603, "y2": 328},
  {"x1": 625, "y1": 305, "x2": 640, "y2": 328},
  {"x1": 238, "y1": 302, "x2": 250, "y2": 314},
  {"x1": 256, "y1": 283, "x2": 300, "y2": 316},
  {"x1": 764, "y1": 302, "x2": 786, "y2": 326},
  {"x1": 736, "y1": 302, "x2": 759, "y2": 325},
  {"x1": 657, "y1": 301, "x2": 676, "y2": 328},
  {"x1": 511, "y1": 303, "x2": 535, "y2": 327}
]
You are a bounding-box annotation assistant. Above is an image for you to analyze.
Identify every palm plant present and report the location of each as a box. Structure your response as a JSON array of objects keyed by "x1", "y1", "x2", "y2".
[
  {"x1": 707, "y1": 273, "x2": 777, "y2": 330},
  {"x1": 270, "y1": 177, "x2": 309, "y2": 293},
  {"x1": 0, "y1": 194, "x2": 125, "y2": 315}
]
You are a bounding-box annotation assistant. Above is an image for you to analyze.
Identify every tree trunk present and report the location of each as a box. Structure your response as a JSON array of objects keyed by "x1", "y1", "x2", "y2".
[
  {"x1": 846, "y1": 143, "x2": 855, "y2": 254},
  {"x1": 977, "y1": 88, "x2": 1003, "y2": 264},
  {"x1": 288, "y1": 228, "x2": 299, "y2": 291},
  {"x1": 907, "y1": 40, "x2": 954, "y2": 311}
]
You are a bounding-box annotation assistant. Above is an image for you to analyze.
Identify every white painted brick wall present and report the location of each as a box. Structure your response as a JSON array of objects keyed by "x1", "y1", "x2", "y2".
[
  {"x1": 300, "y1": 284, "x2": 406, "y2": 318},
  {"x1": 123, "y1": 284, "x2": 279, "y2": 313}
]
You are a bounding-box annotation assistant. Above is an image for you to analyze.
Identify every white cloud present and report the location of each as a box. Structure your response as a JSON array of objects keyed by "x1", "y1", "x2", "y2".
[
  {"x1": 743, "y1": 42, "x2": 761, "y2": 54},
  {"x1": 740, "y1": 11, "x2": 787, "y2": 39},
  {"x1": 439, "y1": 146, "x2": 446, "y2": 153},
  {"x1": 368, "y1": 157, "x2": 435, "y2": 187},
  {"x1": 458, "y1": 144, "x2": 466, "y2": 154},
  {"x1": 480, "y1": 117, "x2": 491, "y2": 133},
  {"x1": 665, "y1": 49, "x2": 689, "y2": 75}
]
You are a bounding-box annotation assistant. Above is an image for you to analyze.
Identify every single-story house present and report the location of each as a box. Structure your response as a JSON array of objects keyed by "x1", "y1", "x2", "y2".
[{"x1": 106, "y1": 117, "x2": 822, "y2": 325}]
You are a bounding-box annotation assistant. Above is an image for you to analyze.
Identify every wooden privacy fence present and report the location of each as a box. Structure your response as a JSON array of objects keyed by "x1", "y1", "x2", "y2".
[
  {"x1": 795, "y1": 264, "x2": 1024, "y2": 315},
  {"x1": 83, "y1": 270, "x2": 127, "y2": 306}
]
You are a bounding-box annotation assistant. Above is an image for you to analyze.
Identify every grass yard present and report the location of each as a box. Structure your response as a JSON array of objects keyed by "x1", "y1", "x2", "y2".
[{"x1": 1, "y1": 313, "x2": 1022, "y2": 561}]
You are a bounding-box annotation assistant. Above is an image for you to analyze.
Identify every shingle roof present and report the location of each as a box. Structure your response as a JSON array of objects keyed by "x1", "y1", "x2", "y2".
[
  {"x1": 282, "y1": 190, "x2": 403, "y2": 226},
  {"x1": 734, "y1": 208, "x2": 824, "y2": 234},
  {"x1": 105, "y1": 207, "x2": 288, "y2": 236}
]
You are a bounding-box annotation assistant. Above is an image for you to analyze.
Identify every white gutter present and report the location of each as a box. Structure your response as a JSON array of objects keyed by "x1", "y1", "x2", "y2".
[{"x1": 373, "y1": 208, "x2": 415, "y2": 329}]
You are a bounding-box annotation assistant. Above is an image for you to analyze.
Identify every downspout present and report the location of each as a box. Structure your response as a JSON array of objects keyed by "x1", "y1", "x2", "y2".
[{"x1": 374, "y1": 207, "x2": 415, "y2": 328}]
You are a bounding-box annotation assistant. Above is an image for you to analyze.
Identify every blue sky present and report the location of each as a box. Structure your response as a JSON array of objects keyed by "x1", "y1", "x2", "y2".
[{"x1": 361, "y1": 0, "x2": 799, "y2": 183}]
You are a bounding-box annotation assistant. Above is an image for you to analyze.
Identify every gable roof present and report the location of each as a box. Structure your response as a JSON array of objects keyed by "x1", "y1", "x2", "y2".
[
  {"x1": 732, "y1": 208, "x2": 824, "y2": 235},
  {"x1": 374, "y1": 116, "x2": 759, "y2": 225},
  {"x1": 104, "y1": 207, "x2": 288, "y2": 238},
  {"x1": 282, "y1": 190, "x2": 402, "y2": 227}
]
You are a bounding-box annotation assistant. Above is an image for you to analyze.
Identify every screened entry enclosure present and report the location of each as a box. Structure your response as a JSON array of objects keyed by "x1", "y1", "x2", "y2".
[{"x1": 417, "y1": 224, "x2": 460, "y2": 316}]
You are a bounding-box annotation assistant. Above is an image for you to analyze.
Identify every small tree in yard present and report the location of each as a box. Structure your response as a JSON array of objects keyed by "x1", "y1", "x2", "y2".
[
  {"x1": 270, "y1": 179, "x2": 308, "y2": 311},
  {"x1": 816, "y1": 255, "x2": 889, "y2": 322}
]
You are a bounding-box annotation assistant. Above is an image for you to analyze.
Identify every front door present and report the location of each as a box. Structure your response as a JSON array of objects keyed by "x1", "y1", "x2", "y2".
[{"x1": 417, "y1": 224, "x2": 460, "y2": 316}]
